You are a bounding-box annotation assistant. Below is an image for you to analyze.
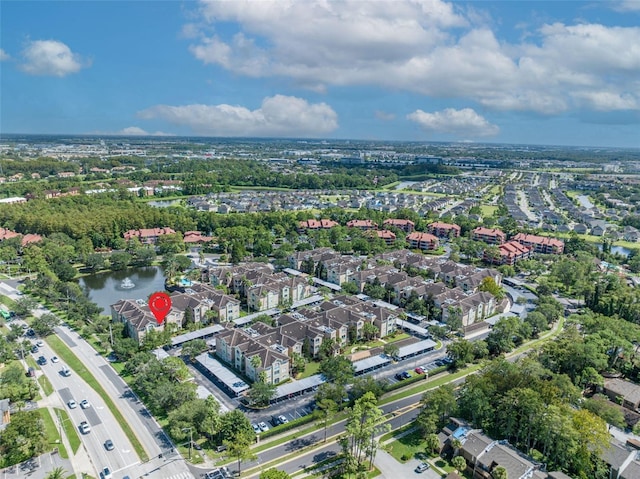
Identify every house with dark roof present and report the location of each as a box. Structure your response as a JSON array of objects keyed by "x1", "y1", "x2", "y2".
[{"x1": 604, "y1": 378, "x2": 640, "y2": 411}]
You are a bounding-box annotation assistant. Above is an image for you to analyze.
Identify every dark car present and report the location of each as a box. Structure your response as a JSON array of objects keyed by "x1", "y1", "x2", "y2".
[
  {"x1": 30, "y1": 345, "x2": 39, "y2": 353},
  {"x1": 37, "y1": 356, "x2": 47, "y2": 365},
  {"x1": 104, "y1": 439, "x2": 114, "y2": 451}
]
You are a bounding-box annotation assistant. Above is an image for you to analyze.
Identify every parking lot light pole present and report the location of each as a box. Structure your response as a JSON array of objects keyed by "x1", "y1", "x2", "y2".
[{"x1": 182, "y1": 427, "x2": 193, "y2": 459}]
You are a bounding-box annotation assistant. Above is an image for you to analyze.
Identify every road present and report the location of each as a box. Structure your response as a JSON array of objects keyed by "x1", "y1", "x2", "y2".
[
  {"x1": 1, "y1": 280, "x2": 197, "y2": 479},
  {"x1": 51, "y1": 325, "x2": 198, "y2": 479},
  {"x1": 34, "y1": 340, "x2": 139, "y2": 478}
]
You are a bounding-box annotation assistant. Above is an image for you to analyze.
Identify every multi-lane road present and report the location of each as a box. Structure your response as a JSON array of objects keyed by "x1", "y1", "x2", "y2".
[{"x1": 2, "y1": 279, "x2": 197, "y2": 479}]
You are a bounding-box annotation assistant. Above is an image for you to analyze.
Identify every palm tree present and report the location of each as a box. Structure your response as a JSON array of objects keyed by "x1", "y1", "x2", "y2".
[{"x1": 45, "y1": 467, "x2": 67, "y2": 479}]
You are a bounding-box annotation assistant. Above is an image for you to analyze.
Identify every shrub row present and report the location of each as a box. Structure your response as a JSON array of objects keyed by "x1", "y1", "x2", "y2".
[
  {"x1": 258, "y1": 413, "x2": 317, "y2": 440},
  {"x1": 383, "y1": 366, "x2": 448, "y2": 393}
]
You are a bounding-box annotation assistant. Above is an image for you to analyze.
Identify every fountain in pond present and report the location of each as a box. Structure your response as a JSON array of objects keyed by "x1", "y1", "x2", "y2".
[{"x1": 120, "y1": 277, "x2": 135, "y2": 289}]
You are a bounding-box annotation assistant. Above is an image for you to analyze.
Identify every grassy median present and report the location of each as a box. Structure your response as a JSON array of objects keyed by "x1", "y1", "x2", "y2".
[
  {"x1": 46, "y1": 335, "x2": 149, "y2": 462},
  {"x1": 55, "y1": 407, "x2": 81, "y2": 454}
]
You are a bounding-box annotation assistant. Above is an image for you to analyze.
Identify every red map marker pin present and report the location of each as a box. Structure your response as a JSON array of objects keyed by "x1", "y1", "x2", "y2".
[{"x1": 149, "y1": 292, "x2": 172, "y2": 325}]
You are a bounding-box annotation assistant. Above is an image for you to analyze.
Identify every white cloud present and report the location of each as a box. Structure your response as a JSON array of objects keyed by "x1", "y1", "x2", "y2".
[
  {"x1": 187, "y1": 0, "x2": 640, "y2": 115},
  {"x1": 20, "y1": 40, "x2": 87, "y2": 77},
  {"x1": 612, "y1": 1, "x2": 640, "y2": 12},
  {"x1": 0, "y1": 49, "x2": 10, "y2": 61},
  {"x1": 407, "y1": 108, "x2": 499, "y2": 137},
  {"x1": 137, "y1": 95, "x2": 338, "y2": 137},
  {"x1": 117, "y1": 127, "x2": 173, "y2": 136}
]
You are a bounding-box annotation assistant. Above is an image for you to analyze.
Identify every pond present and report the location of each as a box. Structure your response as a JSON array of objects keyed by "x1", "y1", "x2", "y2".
[
  {"x1": 147, "y1": 199, "x2": 182, "y2": 208},
  {"x1": 597, "y1": 244, "x2": 634, "y2": 257},
  {"x1": 78, "y1": 266, "x2": 166, "y2": 315}
]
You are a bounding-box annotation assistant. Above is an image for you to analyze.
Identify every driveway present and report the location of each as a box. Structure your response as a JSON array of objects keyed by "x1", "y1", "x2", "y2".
[{"x1": 375, "y1": 449, "x2": 440, "y2": 479}]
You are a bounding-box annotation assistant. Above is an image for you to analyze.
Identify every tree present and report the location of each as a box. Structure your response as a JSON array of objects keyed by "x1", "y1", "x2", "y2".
[
  {"x1": 45, "y1": 467, "x2": 67, "y2": 479},
  {"x1": 31, "y1": 313, "x2": 60, "y2": 336},
  {"x1": 492, "y1": 465, "x2": 508, "y2": 479},
  {"x1": 181, "y1": 339, "x2": 207, "y2": 362},
  {"x1": 85, "y1": 252, "x2": 106, "y2": 271},
  {"x1": 259, "y1": 469, "x2": 291, "y2": 479},
  {"x1": 0, "y1": 410, "x2": 47, "y2": 466},
  {"x1": 452, "y1": 455, "x2": 467, "y2": 472},
  {"x1": 478, "y1": 276, "x2": 505, "y2": 300},
  {"x1": 425, "y1": 433, "x2": 440, "y2": 455},
  {"x1": 224, "y1": 431, "x2": 256, "y2": 475},
  {"x1": 316, "y1": 398, "x2": 338, "y2": 442},
  {"x1": 383, "y1": 343, "x2": 399, "y2": 359},
  {"x1": 362, "y1": 322, "x2": 379, "y2": 341},
  {"x1": 14, "y1": 296, "x2": 37, "y2": 316},
  {"x1": 247, "y1": 377, "x2": 277, "y2": 407},
  {"x1": 447, "y1": 339, "x2": 474, "y2": 369},
  {"x1": 343, "y1": 392, "x2": 389, "y2": 472},
  {"x1": 445, "y1": 306, "x2": 463, "y2": 332},
  {"x1": 420, "y1": 384, "x2": 457, "y2": 429},
  {"x1": 319, "y1": 356, "x2": 355, "y2": 385},
  {"x1": 524, "y1": 311, "x2": 548, "y2": 337},
  {"x1": 351, "y1": 376, "x2": 386, "y2": 401}
]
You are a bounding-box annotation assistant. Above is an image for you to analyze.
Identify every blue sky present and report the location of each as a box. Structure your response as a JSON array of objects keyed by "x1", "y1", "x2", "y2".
[{"x1": 1, "y1": 0, "x2": 640, "y2": 147}]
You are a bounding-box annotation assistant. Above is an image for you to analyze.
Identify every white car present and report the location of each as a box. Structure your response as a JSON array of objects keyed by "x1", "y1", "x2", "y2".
[
  {"x1": 79, "y1": 421, "x2": 91, "y2": 434},
  {"x1": 67, "y1": 399, "x2": 77, "y2": 409},
  {"x1": 80, "y1": 399, "x2": 90, "y2": 409},
  {"x1": 257, "y1": 421, "x2": 269, "y2": 432},
  {"x1": 51, "y1": 356, "x2": 59, "y2": 363}
]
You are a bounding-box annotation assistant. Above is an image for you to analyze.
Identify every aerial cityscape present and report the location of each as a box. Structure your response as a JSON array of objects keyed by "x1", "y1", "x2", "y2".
[{"x1": 2, "y1": 2, "x2": 640, "y2": 479}]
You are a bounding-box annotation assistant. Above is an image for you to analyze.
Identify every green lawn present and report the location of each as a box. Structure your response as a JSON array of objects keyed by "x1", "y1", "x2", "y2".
[
  {"x1": 386, "y1": 429, "x2": 429, "y2": 463},
  {"x1": 38, "y1": 408, "x2": 68, "y2": 458},
  {"x1": 38, "y1": 374, "x2": 54, "y2": 396},
  {"x1": 0, "y1": 294, "x2": 17, "y2": 309},
  {"x1": 55, "y1": 407, "x2": 81, "y2": 454},
  {"x1": 297, "y1": 360, "x2": 321, "y2": 380},
  {"x1": 480, "y1": 205, "x2": 498, "y2": 217},
  {"x1": 46, "y1": 335, "x2": 149, "y2": 462}
]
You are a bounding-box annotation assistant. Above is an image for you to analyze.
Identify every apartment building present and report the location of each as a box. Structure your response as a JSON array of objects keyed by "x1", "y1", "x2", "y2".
[
  {"x1": 428, "y1": 221, "x2": 461, "y2": 238},
  {"x1": 472, "y1": 227, "x2": 506, "y2": 245},
  {"x1": 406, "y1": 232, "x2": 440, "y2": 251},
  {"x1": 512, "y1": 233, "x2": 564, "y2": 254},
  {"x1": 383, "y1": 218, "x2": 415, "y2": 232}
]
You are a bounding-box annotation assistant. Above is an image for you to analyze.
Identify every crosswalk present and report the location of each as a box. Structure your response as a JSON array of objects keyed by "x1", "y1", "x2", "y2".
[{"x1": 154, "y1": 473, "x2": 195, "y2": 479}]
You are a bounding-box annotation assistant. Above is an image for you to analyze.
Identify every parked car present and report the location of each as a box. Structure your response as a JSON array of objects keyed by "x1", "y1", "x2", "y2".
[
  {"x1": 36, "y1": 340, "x2": 44, "y2": 347},
  {"x1": 30, "y1": 345, "x2": 39, "y2": 353},
  {"x1": 104, "y1": 439, "x2": 114, "y2": 451},
  {"x1": 51, "y1": 356, "x2": 59, "y2": 363},
  {"x1": 415, "y1": 367, "x2": 425, "y2": 374},
  {"x1": 277, "y1": 415, "x2": 289, "y2": 425},
  {"x1": 68, "y1": 399, "x2": 77, "y2": 409},
  {"x1": 252, "y1": 423, "x2": 261, "y2": 434},
  {"x1": 258, "y1": 421, "x2": 269, "y2": 432},
  {"x1": 37, "y1": 356, "x2": 47, "y2": 365},
  {"x1": 415, "y1": 462, "x2": 430, "y2": 473}
]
